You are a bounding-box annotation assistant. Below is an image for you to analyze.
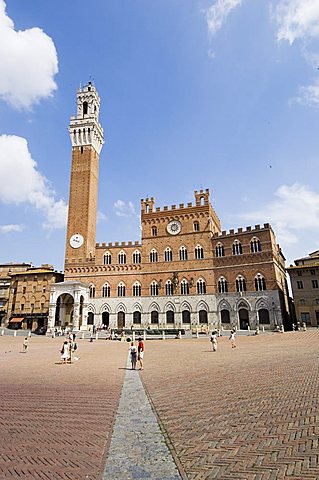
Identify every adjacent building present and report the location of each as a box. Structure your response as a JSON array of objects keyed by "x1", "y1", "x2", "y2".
[
  {"x1": 287, "y1": 250, "x2": 319, "y2": 327},
  {"x1": 6, "y1": 265, "x2": 63, "y2": 330},
  {"x1": 48, "y1": 83, "x2": 290, "y2": 332},
  {"x1": 0, "y1": 263, "x2": 31, "y2": 326}
]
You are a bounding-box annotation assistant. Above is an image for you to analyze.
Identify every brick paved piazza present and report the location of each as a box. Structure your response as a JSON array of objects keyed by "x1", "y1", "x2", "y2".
[{"x1": 0, "y1": 331, "x2": 319, "y2": 479}]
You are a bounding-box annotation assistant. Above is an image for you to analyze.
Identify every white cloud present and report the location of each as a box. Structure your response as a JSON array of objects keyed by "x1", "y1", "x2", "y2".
[
  {"x1": 0, "y1": 135, "x2": 67, "y2": 229},
  {"x1": 273, "y1": 0, "x2": 319, "y2": 44},
  {"x1": 296, "y1": 79, "x2": 319, "y2": 108},
  {"x1": 114, "y1": 200, "x2": 137, "y2": 218},
  {"x1": 271, "y1": 1, "x2": 319, "y2": 109},
  {"x1": 0, "y1": 0, "x2": 58, "y2": 109},
  {"x1": 206, "y1": 0, "x2": 242, "y2": 36},
  {"x1": 0, "y1": 224, "x2": 24, "y2": 234},
  {"x1": 239, "y1": 183, "x2": 319, "y2": 247},
  {"x1": 97, "y1": 211, "x2": 107, "y2": 223}
]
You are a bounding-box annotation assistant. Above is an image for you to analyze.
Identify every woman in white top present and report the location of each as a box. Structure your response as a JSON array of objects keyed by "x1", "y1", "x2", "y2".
[
  {"x1": 229, "y1": 330, "x2": 237, "y2": 348},
  {"x1": 61, "y1": 341, "x2": 70, "y2": 364},
  {"x1": 210, "y1": 331, "x2": 218, "y2": 351}
]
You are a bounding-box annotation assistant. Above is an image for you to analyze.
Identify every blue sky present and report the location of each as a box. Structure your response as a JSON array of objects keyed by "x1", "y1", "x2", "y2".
[{"x1": 0, "y1": 0, "x2": 319, "y2": 271}]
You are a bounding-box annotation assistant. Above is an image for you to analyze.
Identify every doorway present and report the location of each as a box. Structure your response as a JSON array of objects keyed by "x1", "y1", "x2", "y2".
[
  {"x1": 117, "y1": 311, "x2": 125, "y2": 330},
  {"x1": 102, "y1": 312, "x2": 109, "y2": 328},
  {"x1": 239, "y1": 308, "x2": 249, "y2": 330}
]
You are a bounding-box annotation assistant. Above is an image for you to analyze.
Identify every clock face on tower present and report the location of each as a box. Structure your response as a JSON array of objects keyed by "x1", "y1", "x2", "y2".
[
  {"x1": 69, "y1": 234, "x2": 84, "y2": 249},
  {"x1": 167, "y1": 220, "x2": 182, "y2": 235}
]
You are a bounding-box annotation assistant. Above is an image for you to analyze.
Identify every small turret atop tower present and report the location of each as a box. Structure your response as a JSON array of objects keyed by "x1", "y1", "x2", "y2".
[
  {"x1": 194, "y1": 189, "x2": 210, "y2": 206},
  {"x1": 69, "y1": 81, "x2": 104, "y2": 155}
]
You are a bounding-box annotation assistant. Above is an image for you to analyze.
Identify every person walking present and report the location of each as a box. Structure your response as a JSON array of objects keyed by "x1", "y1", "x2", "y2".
[
  {"x1": 60, "y1": 341, "x2": 69, "y2": 364},
  {"x1": 22, "y1": 337, "x2": 28, "y2": 353},
  {"x1": 229, "y1": 330, "x2": 237, "y2": 348},
  {"x1": 137, "y1": 337, "x2": 144, "y2": 370},
  {"x1": 210, "y1": 331, "x2": 218, "y2": 352},
  {"x1": 129, "y1": 342, "x2": 137, "y2": 370}
]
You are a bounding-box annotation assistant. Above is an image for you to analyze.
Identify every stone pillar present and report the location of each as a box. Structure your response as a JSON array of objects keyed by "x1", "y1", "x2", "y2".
[
  {"x1": 142, "y1": 312, "x2": 150, "y2": 329},
  {"x1": 250, "y1": 309, "x2": 258, "y2": 330},
  {"x1": 109, "y1": 313, "x2": 117, "y2": 329},
  {"x1": 94, "y1": 313, "x2": 102, "y2": 329},
  {"x1": 81, "y1": 304, "x2": 88, "y2": 330},
  {"x1": 230, "y1": 311, "x2": 238, "y2": 330},
  {"x1": 208, "y1": 311, "x2": 216, "y2": 330},
  {"x1": 174, "y1": 312, "x2": 182, "y2": 329},
  {"x1": 48, "y1": 303, "x2": 56, "y2": 329},
  {"x1": 73, "y1": 303, "x2": 80, "y2": 330},
  {"x1": 191, "y1": 312, "x2": 198, "y2": 329},
  {"x1": 158, "y1": 312, "x2": 165, "y2": 329},
  {"x1": 125, "y1": 312, "x2": 133, "y2": 330},
  {"x1": 210, "y1": 311, "x2": 219, "y2": 330}
]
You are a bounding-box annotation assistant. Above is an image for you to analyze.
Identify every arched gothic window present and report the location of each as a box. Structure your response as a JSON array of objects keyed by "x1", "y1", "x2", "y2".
[
  {"x1": 133, "y1": 282, "x2": 141, "y2": 296},
  {"x1": 83, "y1": 101, "x2": 88, "y2": 115},
  {"x1": 251, "y1": 237, "x2": 261, "y2": 253},
  {"x1": 117, "y1": 282, "x2": 126, "y2": 297},
  {"x1": 152, "y1": 226, "x2": 157, "y2": 237},
  {"x1": 220, "y1": 309, "x2": 230, "y2": 323},
  {"x1": 150, "y1": 281, "x2": 159, "y2": 296},
  {"x1": 133, "y1": 311, "x2": 141, "y2": 324},
  {"x1": 199, "y1": 310, "x2": 208, "y2": 323},
  {"x1": 197, "y1": 278, "x2": 206, "y2": 294},
  {"x1": 118, "y1": 251, "x2": 126, "y2": 264},
  {"x1": 255, "y1": 274, "x2": 266, "y2": 291},
  {"x1": 233, "y1": 241, "x2": 243, "y2": 255},
  {"x1": 102, "y1": 284, "x2": 110, "y2": 297},
  {"x1": 164, "y1": 247, "x2": 172, "y2": 262},
  {"x1": 150, "y1": 249, "x2": 158, "y2": 263},
  {"x1": 215, "y1": 243, "x2": 225, "y2": 257},
  {"x1": 195, "y1": 245, "x2": 204, "y2": 260},
  {"x1": 181, "y1": 279, "x2": 189, "y2": 295},
  {"x1": 133, "y1": 250, "x2": 141, "y2": 263},
  {"x1": 179, "y1": 246, "x2": 188, "y2": 261},
  {"x1": 236, "y1": 275, "x2": 246, "y2": 292},
  {"x1": 166, "y1": 310, "x2": 174, "y2": 324},
  {"x1": 151, "y1": 310, "x2": 159, "y2": 324},
  {"x1": 193, "y1": 221, "x2": 200, "y2": 232},
  {"x1": 182, "y1": 310, "x2": 191, "y2": 323},
  {"x1": 89, "y1": 284, "x2": 95, "y2": 298},
  {"x1": 218, "y1": 277, "x2": 228, "y2": 294},
  {"x1": 87, "y1": 312, "x2": 94, "y2": 325},
  {"x1": 166, "y1": 280, "x2": 173, "y2": 296},
  {"x1": 104, "y1": 252, "x2": 111, "y2": 265},
  {"x1": 258, "y1": 309, "x2": 270, "y2": 324}
]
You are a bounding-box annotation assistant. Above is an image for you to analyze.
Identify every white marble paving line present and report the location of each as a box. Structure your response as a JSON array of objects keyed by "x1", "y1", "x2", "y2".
[{"x1": 102, "y1": 355, "x2": 182, "y2": 480}]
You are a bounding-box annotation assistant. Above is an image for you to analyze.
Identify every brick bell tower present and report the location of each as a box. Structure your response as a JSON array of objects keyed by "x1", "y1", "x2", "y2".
[{"x1": 64, "y1": 82, "x2": 104, "y2": 270}]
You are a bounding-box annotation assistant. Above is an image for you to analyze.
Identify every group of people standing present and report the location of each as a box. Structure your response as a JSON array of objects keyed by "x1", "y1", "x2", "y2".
[
  {"x1": 60, "y1": 333, "x2": 77, "y2": 364},
  {"x1": 210, "y1": 329, "x2": 237, "y2": 351},
  {"x1": 129, "y1": 337, "x2": 144, "y2": 370}
]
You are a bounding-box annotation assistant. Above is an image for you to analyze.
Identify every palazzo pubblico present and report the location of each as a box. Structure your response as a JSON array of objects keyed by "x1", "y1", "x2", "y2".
[{"x1": 48, "y1": 83, "x2": 289, "y2": 332}]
